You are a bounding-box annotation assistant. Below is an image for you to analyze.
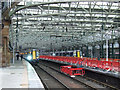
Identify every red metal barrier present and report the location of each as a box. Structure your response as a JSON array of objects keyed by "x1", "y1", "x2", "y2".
[
  {"x1": 39, "y1": 55, "x2": 120, "y2": 72},
  {"x1": 98, "y1": 61, "x2": 103, "y2": 69},
  {"x1": 112, "y1": 62, "x2": 120, "y2": 72},
  {"x1": 102, "y1": 61, "x2": 112, "y2": 71},
  {"x1": 60, "y1": 65, "x2": 85, "y2": 76},
  {"x1": 82, "y1": 60, "x2": 87, "y2": 66},
  {"x1": 90, "y1": 60, "x2": 98, "y2": 68}
]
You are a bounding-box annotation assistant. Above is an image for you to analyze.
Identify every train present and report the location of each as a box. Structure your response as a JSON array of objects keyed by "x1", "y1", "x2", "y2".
[
  {"x1": 22, "y1": 49, "x2": 82, "y2": 60},
  {"x1": 50, "y1": 50, "x2": 82, "y2": 57},
  {"x1": 21, "y1": 49, "x2": 120, "y2": 73}
]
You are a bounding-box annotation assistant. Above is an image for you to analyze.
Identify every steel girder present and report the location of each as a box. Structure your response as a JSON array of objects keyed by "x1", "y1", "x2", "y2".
[{"x1": 9, "y1": 1, "x2": 120, "y2": 51}]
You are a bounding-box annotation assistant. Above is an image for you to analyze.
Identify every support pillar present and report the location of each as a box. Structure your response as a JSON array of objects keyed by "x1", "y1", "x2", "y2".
[
  {"x1": 0, "y1": 31, "x2": 2, "y2": 67},
  {"x1": 108, "y1": 41, "x2": 110, "y2": 58},
  {"x1": 86, "y1": 46, "x2": 89, "y2": 57},
  {"x1": 92, "y1": 45, "x2": 95, "y2": 58},
  {"x1": 106, "y1": 39, "x2": 108, "y2": 61},
  {"x1": 99, "y1": 44, "x2": 101, "y2": 58},
  {"x1": 0, "y1": 1, "x2": 2, "y2": 67},
  {"x1": 81, "y1": 45, "x2": 83, "y2": 57},
  {"x1": 118, "y1": 39, "x2": 120, "y2": 59},
  {"x1": 119, "y1": 43, "x2": 120, "y2": 59},
  {"x1": 100, "y1": 43, "x2": 104, "y2": 58},
  {"x1": 112, "y1": 42, "x2": 114, "y2": 59},
  {"x1": 2, "y1": 21, "x2": 12, "y2": 67}
]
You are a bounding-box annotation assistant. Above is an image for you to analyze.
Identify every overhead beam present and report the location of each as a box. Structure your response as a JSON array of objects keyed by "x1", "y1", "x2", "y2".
[
  {"x1": 9, "y1": 0, "x2": 120, "y2": 16},
  {"x1": 13, "y1": 12, "x2": 120, "y2": 21}
]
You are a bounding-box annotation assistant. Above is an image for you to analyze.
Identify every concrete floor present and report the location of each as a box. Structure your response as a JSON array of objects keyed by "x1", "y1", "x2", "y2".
[{"x1": 0, "y1": 59, "x2": 44, "y2": 89}]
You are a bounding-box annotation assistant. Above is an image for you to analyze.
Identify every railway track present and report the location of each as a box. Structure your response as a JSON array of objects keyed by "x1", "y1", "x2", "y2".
[
  {"x1": 34, "y1": 65, "x2": 69, "y2": 89},
  {"x1": 37, "y1": 60, "x2": 118, "y2": 90},
  {"x1": 35, "y1": 63, "x2": 96, "y2": 89}
]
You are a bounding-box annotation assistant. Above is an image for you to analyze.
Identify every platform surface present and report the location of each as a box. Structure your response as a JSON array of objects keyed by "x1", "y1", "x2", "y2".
[{"x1": 0, "y1": 59, "x2": 44, "y2": 89}]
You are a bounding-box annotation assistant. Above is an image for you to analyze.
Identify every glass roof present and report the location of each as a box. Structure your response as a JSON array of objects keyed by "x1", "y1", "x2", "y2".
[{"x1": 9, "y1": 0, "x2": 120, "y2": 51}]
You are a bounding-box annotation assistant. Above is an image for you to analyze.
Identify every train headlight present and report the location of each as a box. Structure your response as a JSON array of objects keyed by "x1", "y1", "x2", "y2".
[{"x1": 27, "y1": 55, "x2": 32, "y2": 60}]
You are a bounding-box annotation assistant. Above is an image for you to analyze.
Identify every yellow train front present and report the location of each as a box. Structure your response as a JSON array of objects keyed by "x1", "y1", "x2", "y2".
[{"x1": 25, "y1": 49, "x2": 39, "y2": 64}]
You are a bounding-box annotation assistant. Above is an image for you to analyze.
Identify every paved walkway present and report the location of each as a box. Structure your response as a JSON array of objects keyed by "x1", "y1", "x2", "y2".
[{"x1": 0, "y1": 59, "x2": 44, "y2": 89}]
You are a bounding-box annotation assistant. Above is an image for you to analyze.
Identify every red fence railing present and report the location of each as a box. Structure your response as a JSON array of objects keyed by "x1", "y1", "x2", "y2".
[{"x1": 39, "y1": 55, "x2": 120, "y2": 72}]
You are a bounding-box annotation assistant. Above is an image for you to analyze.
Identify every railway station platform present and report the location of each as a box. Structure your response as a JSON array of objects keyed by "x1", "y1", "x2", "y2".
[{"x1": 0, "y1": 59, "x2": 44, "y2": 89}]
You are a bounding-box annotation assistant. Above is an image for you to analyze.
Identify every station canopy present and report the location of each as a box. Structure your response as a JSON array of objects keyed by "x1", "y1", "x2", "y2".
[{"x1": 9, "y1": 0, "x2": 120, "y2": 51}]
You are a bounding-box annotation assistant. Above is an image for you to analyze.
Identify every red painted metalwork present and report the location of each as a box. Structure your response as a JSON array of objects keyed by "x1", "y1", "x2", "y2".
[
  {"x1": 60, "y1": 65, "x2": 85, "y2": 76},
  {"x1": 112, "y1": 61, "x2": 120, "y2": 72},
  {"x1": 102, "y1": 61, "x2": 112, "y2": 71},
  {"x1": 39, "y1": 55, "x2": 120, "y2": 72}
]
